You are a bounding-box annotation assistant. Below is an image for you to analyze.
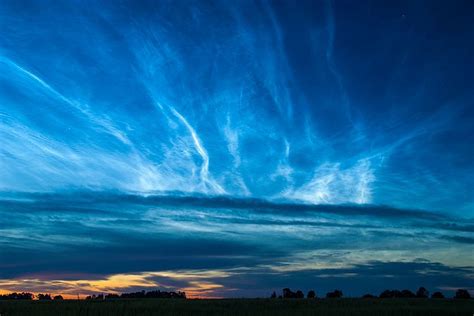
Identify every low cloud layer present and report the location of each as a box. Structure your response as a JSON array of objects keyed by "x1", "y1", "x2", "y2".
[{"x1": 1, "y1": 193, "x2": 472, "y2": 297}]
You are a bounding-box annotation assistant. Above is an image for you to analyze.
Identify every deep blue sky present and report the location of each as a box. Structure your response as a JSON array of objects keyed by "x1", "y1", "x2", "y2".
[{"x1": 0, "y1": 0, "x2": 473, "y2": 298}]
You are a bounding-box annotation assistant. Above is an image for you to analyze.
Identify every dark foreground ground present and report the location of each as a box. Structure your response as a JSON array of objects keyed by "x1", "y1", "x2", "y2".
[{"x1": 1, "y1": 299, "x2": 473, "y2": 316}]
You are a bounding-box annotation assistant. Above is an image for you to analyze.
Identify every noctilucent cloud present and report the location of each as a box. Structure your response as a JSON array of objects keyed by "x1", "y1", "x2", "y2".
[{"x1": 0, "y1": 0, "x2": 473, "y2": 298}]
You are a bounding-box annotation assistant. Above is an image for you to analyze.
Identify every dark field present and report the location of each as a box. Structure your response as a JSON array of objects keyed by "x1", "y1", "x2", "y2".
[{"x1": 1, "y1": 299, "x2": 473, "y2": 316}]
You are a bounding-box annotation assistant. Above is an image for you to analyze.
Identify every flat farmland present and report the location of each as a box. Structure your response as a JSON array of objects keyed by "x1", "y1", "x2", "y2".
[{"x1": 1, "y1": 298, "x2": 473, "y2": 316}]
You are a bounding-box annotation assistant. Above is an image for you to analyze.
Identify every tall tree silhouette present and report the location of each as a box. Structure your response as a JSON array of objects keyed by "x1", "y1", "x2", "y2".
[
  {"x1": 282, "y1": 288, "x2": 295, "y2": 298},
  {"x1": 416, "y1": 287, "x2": 429, "y2": 298},
  {"x1": 454, "y1": 289, "x2": 471, "y2": 299}
]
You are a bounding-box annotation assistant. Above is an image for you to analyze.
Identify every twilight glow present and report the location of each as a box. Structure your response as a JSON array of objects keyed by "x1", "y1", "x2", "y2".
[{"x1": 0, "y1": 0, "x2": 473, "y2": 298}]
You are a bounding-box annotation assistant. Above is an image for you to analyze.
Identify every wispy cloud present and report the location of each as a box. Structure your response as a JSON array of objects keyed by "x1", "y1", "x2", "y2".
[{"x1": 1, "y1": 1, "x2": 472, "y2": 214}]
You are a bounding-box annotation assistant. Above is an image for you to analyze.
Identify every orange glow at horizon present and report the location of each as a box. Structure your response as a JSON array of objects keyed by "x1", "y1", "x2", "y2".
[{"x1": 0, "y1": 270, "x2": 231, "y2": 299}]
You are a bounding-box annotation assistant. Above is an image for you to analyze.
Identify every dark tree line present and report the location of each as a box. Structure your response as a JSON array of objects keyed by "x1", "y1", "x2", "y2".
[
  {"x1": 378, "y1": 287, "x2": 430, "y2": 299},
  {"x1": 0, "y1": 293, "x2": 63, "y2": 300},
  {"x1": 271, "y1": 288, "x2": 343, "y2": 299},
  {"x1": 0, "y1": 287, "x2": 470, "y2": 300},
  {"x1": 85, "y1": 290, "x2": 186, "y2": 300},
  {"x1": 0, "y1": 289, "x2": 185, "y2": 301},
  {"x1": 0, "y1": 292, "x2": 34, "y2": 300},
  {"x1": 270, "y1": 287, "x2": 472, "y2": 299}
]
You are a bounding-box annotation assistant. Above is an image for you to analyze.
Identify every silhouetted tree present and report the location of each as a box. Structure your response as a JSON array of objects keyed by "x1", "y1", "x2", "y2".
[
  {"x1": 53, "y1": 295, "x2": 63, "y2": 301},
  {"x1": 362, "y1": 294, "x2": 376, "y2": 298},
  {"x1": 295, "y1": 290, "x2": 304, "y2": 298},
  {"x1": 326, "y1": 290, "x2": 343, "y2": 298},
  {"x1": 105, "y1": 293, "x2": 120, "y2": 299},
  {"x1": 454, "y1": 289, "x2": 471, "y2": 299},
  {"x1": 307, "y1": 290, "x2": 316, "y2": 299},
  {"x1": 431, "y1": 292, "x2": 445, "y2": 299},
  {"x1": 282, "y1": 288, "x2": 295, "y2": 298},
  {"x1": 400, "y1": 290, "x2": 416, "y2": 298},
  {"x1": 37, "y1": 294, "x2": 52, "y2": 301},
  {"x1": 416, "y1": 287, "x2": 429, "y2": 298},
  {"x1": 22, "y1": 292, "x2": 35, "y2": 300},
  {"x1": 270, "y1": 291, "x2": 277, "y2": 299}
]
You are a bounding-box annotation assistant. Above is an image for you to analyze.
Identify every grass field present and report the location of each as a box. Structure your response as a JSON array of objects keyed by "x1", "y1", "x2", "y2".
[{"x1": 0, "y1": 298, "x2": 473, "y2": 316}]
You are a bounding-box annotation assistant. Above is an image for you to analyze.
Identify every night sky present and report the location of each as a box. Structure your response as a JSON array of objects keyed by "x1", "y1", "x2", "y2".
[{"x1": 0, "y1": 0, "x2": 473, "y2": 298}]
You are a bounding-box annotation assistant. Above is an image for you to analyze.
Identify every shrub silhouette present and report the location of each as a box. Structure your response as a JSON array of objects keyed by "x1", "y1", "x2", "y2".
[
  {"x1": 53, "y1": 295, "x2": 63, "y2": 301},
  {"x1": 431, "y1": 292, "x2": 444, "y2": 299},
  {"x1": 416, "y1": 287, "x2": 429, "y2": 298},
  {"x1": 295, "y1": 290, "x2": 304, "y2": 299},
  {"x1": 307, "y1": 290, "x2": 316, "y2": 299},
  {"x1": 270, "y1": 291, "x2": 277, "y2": 299},
  {"x1": 454, "y1": 289, "x2": 471, "y2": 299},
  {"x1": 326, "y1": 290, "x2": 343, "y2": 298},
  {"x1": 362, "y1": 294, "x2": 376, "y2": 298}
]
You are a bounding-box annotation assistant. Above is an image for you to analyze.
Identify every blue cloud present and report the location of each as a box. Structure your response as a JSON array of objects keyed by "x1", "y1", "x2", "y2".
[{"x1": 1, "y1": 0, "x2": 473, "y2": 215}]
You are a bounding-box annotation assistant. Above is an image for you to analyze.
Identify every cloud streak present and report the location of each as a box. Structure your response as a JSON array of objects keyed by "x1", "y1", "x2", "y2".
[{"x1": 0, "y1": 0, "x2": 473, "y2": 215}]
